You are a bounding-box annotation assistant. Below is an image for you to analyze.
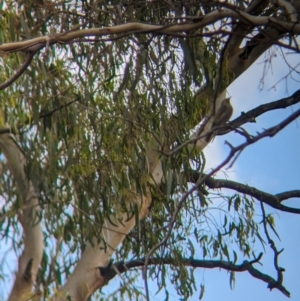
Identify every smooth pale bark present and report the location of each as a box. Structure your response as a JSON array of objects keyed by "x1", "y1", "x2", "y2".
[
  {"x1": 3, "y1": 1, "x2": 300, "y2": 299},
  {"x1": 0, "y1": 133, "x2": 44, "y2": 301},
  {"x1": 51, "y1": 187, "x2": 154, "y2": 300},
  {"x1": 51, "y1": 88, "x2": 228, "y2": 300},
  {"x1": 0, "y1": 7, "x2": 299, "y2": 53},
  {"x1": 47, "y1": 122, "x2": 165, "y2": 301},
  {"x1": 1, "y1": 133, "x2": 161, "y2": 301}
]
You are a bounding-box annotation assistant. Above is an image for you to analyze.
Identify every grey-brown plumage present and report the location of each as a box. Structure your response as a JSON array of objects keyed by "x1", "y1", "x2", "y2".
[
  {"x1": 206, "y1": 97, "x2": 233, "y2": 141},
  {"x1": 212, "y1": 97, "x2": 233, "y2": 127}
]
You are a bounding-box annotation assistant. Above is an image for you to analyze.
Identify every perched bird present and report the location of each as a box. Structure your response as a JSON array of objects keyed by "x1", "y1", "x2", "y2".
[
  {"x1": 206, "y1": 97, "x2": 233, "y2": 141},
  {"x1": 212, "y1": 97, "x2": 233, "y2": 128}
]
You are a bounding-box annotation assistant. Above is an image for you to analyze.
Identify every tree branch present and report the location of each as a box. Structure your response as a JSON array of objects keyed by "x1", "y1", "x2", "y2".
[
  {"x1": 99, "y1": 253, "x2": 290, "y2": 297},
  {"x1": 169, "y1": 89, "x2": 300, "y2": 156},
  {"x1": 217, "y1": 88, "x2": 300, "y2": 136},
  {"x1": 0, "y1": 96, "x2": 80, "y2": 135},
  {"x1": 0, "y1": 133, "x2": 44, "y2": 301},
  {"x1": 260, "y1": 201, "x2": 287, "y2": 294},
  {"x1": 51, "y1": 190, "x2": 154, "y2": 301},
  {"x1": 203, "y1": 101, "x2": 300, "y2": 169},
  {"x1": 273, "y1": 0, "x2": 298, "y2": 22},
  {"x1": 189, "y1": 172, "x2": 300, "y2": 214},
  {"x1": 0, "y1": 8, "x2": 299, "y2": 53},
  {"x1": 0, "y1": 48, "x2": 40, "y2": 90}
]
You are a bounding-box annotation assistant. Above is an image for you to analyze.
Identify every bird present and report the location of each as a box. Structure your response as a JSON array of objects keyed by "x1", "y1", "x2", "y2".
[
  {"x1": 206, "y1": 97, "x2": 233, "y2": 141},
  {"x1": 212, "y1": 97, "x2": 233, "y2": 127}
]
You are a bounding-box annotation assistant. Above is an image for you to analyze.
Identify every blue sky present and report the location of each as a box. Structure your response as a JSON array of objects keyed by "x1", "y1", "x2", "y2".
[
  {"x1": 201, "y1": 49, "x2": 300, "y2": 301},
  {"x1": 1, "y1": 48, "x2": 300, "y2": 300},
  {"x1": 101, "y1": 49, "x2": 300, "y2": 301}
]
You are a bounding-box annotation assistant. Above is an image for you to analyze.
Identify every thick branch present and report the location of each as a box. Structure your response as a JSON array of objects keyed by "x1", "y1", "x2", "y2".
[
  {"x1": 217, "y1": 89, "x2": 300, "y2": 136},
  {"x1": 227, "y1": 0, "x2": 271, "y2": 62},
  {"x1": 170, "y1": 90, "x2": 300, "y2": 155},
  {"x1": 228, "y1": 26, "x2": 283, "y2": 80},
  {"x1": 0, "y1": 8, "x2": 299, "y2": 53},
  {"x1": 99, "y1": 254, "x2": 290, "y2": 297},
  {"x1": 196, "y1": 106, "x2": 300, "y2": 175},
  {"x1": 189, "y1": 172, "x2": 300, "y2": 214},
  {"x1": 52, "y1": 190, "x2": 154, "y2": 301},
  {"x1": 273, "y1": 0, "x2": 298, "y2": 22},
  {"x1": 0, "y1": 133, "x2": 44, "y2": 301}
]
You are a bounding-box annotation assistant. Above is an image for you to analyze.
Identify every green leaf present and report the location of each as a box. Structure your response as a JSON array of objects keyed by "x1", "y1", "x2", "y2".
[
  {"x1": 229, "y1": 271, "x2": 235, "y2": 290},
  {"x1": 199, "y1": 284, "x2": 205, "y2": 300}
]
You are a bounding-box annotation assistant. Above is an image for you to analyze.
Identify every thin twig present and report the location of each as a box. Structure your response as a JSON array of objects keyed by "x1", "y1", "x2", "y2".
[
  {"x1": 0, "y1": 50, "x2": 36, "y2": 90},
  {"x1": 260, "y1": 202, "x2": 287, "y2": 293},
  {"x1": 143, "y1": 105, "x2": 300, "y2": 300}
]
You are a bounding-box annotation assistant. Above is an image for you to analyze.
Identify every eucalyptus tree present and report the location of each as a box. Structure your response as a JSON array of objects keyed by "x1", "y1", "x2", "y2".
[{"x1": 0, "y1": 1, "x2": 300, "y2": 300}]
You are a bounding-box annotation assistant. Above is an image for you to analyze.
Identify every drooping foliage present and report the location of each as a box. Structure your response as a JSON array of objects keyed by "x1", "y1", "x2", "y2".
[{"x1": 0, "y1": 1, "x2": 298, "y2": 300}]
